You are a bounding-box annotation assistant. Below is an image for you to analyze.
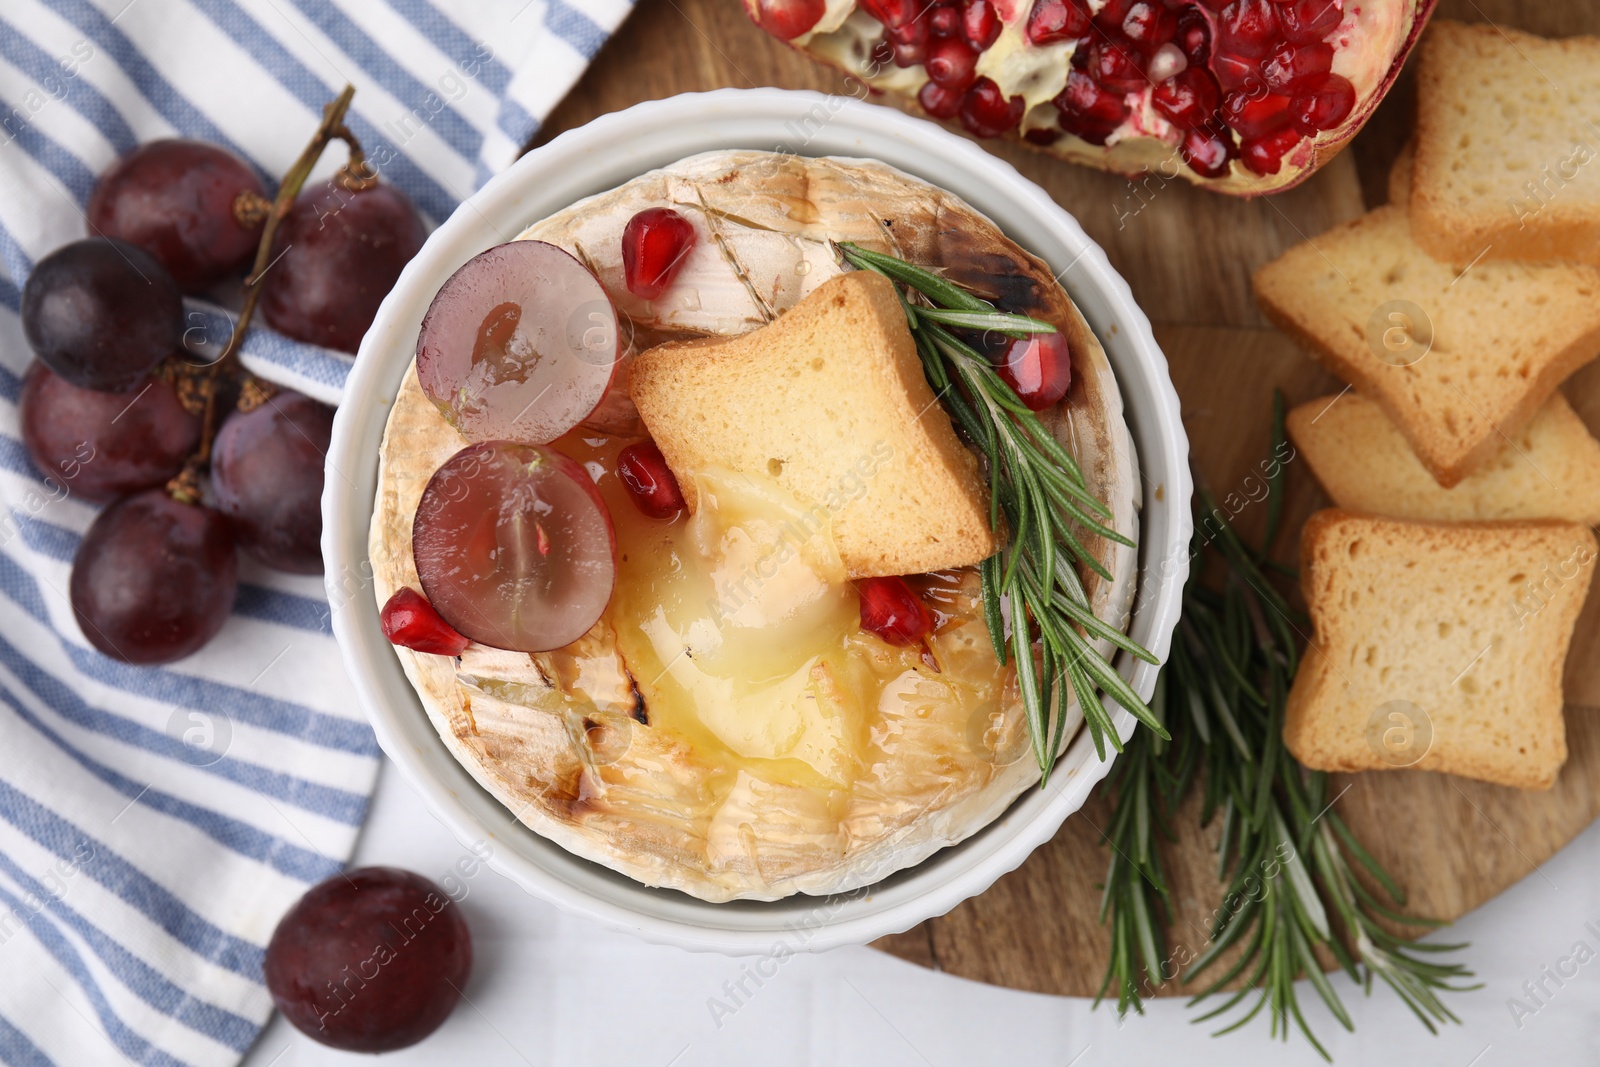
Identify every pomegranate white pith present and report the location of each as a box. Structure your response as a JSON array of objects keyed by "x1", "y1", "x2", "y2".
[{"x1": 753, "y1": 0, "x2": 1436, "y2": 195}]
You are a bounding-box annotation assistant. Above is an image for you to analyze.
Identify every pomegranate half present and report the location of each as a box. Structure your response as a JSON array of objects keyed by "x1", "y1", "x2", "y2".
[{"x1": 743, "y1": 0, "x2": 1437, "y2": 195}]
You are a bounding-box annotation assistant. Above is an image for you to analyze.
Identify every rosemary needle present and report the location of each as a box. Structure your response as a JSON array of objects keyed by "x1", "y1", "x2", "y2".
[
  {"x1": 837, "y1": 242, "x2": 1163, "y2": 777},
  {"x1": 1093, "y1": 400, "x2": 1478, "y2": 1058}
]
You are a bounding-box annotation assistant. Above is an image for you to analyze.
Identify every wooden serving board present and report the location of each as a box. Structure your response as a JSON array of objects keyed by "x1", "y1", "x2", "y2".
[{"x1": 536, "y1": 0, "x2": 1600, "y2": 996}]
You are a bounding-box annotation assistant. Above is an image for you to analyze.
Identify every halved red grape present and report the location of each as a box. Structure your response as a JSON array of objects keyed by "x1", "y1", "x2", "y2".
[
  {"x1": 265, "y1": 867, "x2": 471, "y2": 1053},
  {"x1": 415, "y1": 241, "x2": 622, "y2": 446},
  {"x1": 211, "y1": 390, "x2": 333, "y2": 574},
  {"x1": 87, "y1": 140, "x2": 266, "y2": 293},
  {"x1": 21, "y1": 238, "x2": 182, "y2": 392},
  {"x1": 412, "y1": 441, "x2": 616, "y2": 652},
  {"x1": 70, "y1": 490, "x2": 237, "y2": 664},
  {"x1": 259, "y1": 178, "x2": 426, "y2": 354},
  {"x1": 20, "y1": 364, "x2": 200, "y2": 503}
]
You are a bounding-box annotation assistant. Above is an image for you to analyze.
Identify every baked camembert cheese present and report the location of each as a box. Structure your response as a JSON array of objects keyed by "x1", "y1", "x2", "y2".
[{"x1": 370, "y1": 151, "x2": 1140, "y2": 901}]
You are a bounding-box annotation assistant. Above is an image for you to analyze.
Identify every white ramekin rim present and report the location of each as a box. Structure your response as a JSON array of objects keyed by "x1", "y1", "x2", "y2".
[{"x1": 323, "y1": 87, "x2": 1192, "y2": 956}]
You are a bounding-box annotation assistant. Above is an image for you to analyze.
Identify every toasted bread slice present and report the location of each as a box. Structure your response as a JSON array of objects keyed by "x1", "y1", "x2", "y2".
[
  {"x1": 1253, "y1": 205, "x2": 1600, "y2": 486},
  {"x1": 1284, "y1": 510, "x2": 1594, "y2": 791},
  {"x1": 1388, "y1": 141, "x2": 1413, "y2": 205},
  {"x1": 630, "y1": 270, "x2": 998, "y2": 578},
  {"x1": 1411, "y1": 21, "x2": 1600, "y2": 267},
  {"x1": 1288, "y1": 391, "x2": 1600, "y2": 524}
]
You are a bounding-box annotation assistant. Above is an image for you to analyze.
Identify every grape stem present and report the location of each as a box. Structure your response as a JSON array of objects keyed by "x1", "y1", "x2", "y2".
[{"x1": 168, "y1": 84, "x2": 360, "y2": 504}]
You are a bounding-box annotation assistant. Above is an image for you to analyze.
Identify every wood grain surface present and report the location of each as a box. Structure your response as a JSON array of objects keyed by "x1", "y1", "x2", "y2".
[{"x1": 536, "y1": 0, "x2": 1600, "y2": 997}]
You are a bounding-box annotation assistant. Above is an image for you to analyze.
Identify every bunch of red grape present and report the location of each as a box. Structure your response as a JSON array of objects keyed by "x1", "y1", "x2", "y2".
[{"x1": 19, "y1": 138, "x2": 424, "y2": 665}]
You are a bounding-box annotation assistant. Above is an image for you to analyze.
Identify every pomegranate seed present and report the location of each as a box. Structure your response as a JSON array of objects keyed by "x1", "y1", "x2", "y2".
[
  {"x1": 1097, "y1": 0, "x2": 1177, "y2": 54},
  {"x1": 1276, "y1": 0, "x2": 1343, "y2": 44},
  {"x1": 381, "y1": 588, "x2": 470, "y2": 656},
  {"x1": 994, "y1": 331, "x2": 1072, "y2": 410},
  {"x1": 859, "y1": 0, "x2": 923, "y2": 28},
  {"x1": 857, "y1": 576, "x2": 934, "y2": 646},
  {"x1": 919, "y1": 79, "x2": 965, "y2": 118},
  {"x1": 1290, "y1": 72, "x2": 1355, "y2": 133},
  {"x1": 1216, "y1": 0, "x2": 1278, "y2": 57},
  {"x1": 1152, "y1": 66, "x2": 1221, "y2": 129},
  {"x1": 889, "y1": 17, "x2": 930, "y2": 64},
  {"x1": 893, "y1": 37, "x2": 928, "y2": 65},
  {"x1": 1025, "y1": 0, "x2": 1089, "y2": 45},
  {"x1": 961, "y1": 0, "x2": 1001, "y2": 49},
  {"x1": 1094, "y1": 0, "x2": 1136, "y2": 23},
  {"x1": 1024, "y1": 126, "x2": 1064, "y2": 145},
  {"x1": 959, "y1": 77, "x2": 1025, "y2": 137},
  {"x1": 617, "y1": 441, "x2": 686, "y2": 518},
  {"x1": 926, "y1": 37, "x2": 979, "y2": 89},
  {"x1": 1054, "y1": 69, "x2": 1130, "y2": 144},
  {"x1": 870, "y1": 37, "x2": 896, "y2": 67},
  {"x1": 1222, "y1": 90, "x2": 1291, "y2": 137},
  {"x1": 1180, "y1": 127, "x2": 1236, "y2": 177},
  {"x1": 1239, "y1": 126, "x2": 1304, "y2": 175},
  {"x1": 621, "y1": 208, "x2": 696, "y2": 300},
  {"x1": 934, "y1": 3, "x2": 963, "y2": 36},
  {"x1": 1175, "y1": 7, "x2": 1211, "y2": 60},
  {"x1": 1212, "y1": 52, "x2": 1264, "y2": 93},
  {"x1": 1194, "y1": 0, "x2": 1230, "y2": 8},
  {"x1": 1147, "y1": 42, "x2": 1188, "y2": 81},
  {"x1": 1261, "y1": 40, "x2": 1332, "y2": 93},
  {"x1": 1083, "y1": 36, "x2": 1148, "y2": 94},
  {"x1": 750, "y1": 0, "x2": 826, "y2": 38},
  {"x1": 888, "y1": 16, "x2": 929, "y2": 44}
]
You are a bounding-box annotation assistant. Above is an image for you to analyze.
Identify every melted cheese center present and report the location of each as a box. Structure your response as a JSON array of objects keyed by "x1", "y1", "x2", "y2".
[{"x1": 554, "y1": 430, "x2": 1013, "y2": 795}]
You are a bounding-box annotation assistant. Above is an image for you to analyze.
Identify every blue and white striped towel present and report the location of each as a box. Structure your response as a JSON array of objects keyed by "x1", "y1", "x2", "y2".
[{"x1": 0, "y1": 2, "x2": 629, "y2": 1064}]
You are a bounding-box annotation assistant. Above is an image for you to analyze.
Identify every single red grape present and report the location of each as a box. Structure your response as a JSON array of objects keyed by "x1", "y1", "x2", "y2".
[
  {"x1": 259, "y1": 178, "x2": 426, "y2": 354},
  {"x1": 87, "y1": 139, "x2": 266, "y2": 293},
  {"x1": 19, "y1": 363, "x2": 200, "y2": 504},
  {"x1": 70, "y1": 490, "x2": 237, "y2": 664},
  {"x1": 210, "y1": 390, "x2": 333, "y2": 574},
  {"x1": 21, "y1": 238, "x2": 182, "y2": 392},
  {"x1": 264, "y1": 867, "x2": 471, "y2": 1053}
]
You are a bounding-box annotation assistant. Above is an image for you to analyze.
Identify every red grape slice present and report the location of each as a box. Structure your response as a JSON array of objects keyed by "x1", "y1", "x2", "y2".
[
  {"x1": 412, "y1": 441, "x2": 616, "y2": 652},
  {"x1": 416, "y1": 241, "x2": 622, "y2": 445}
]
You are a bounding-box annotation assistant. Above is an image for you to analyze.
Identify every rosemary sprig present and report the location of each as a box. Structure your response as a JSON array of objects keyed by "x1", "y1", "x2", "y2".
[
  {"x1": 1094, "y1": 402, "x2": 1479, "y2": 1058},
  {"x1": 837, "y1": 243, "x2": 1164, "y2": 775}
]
